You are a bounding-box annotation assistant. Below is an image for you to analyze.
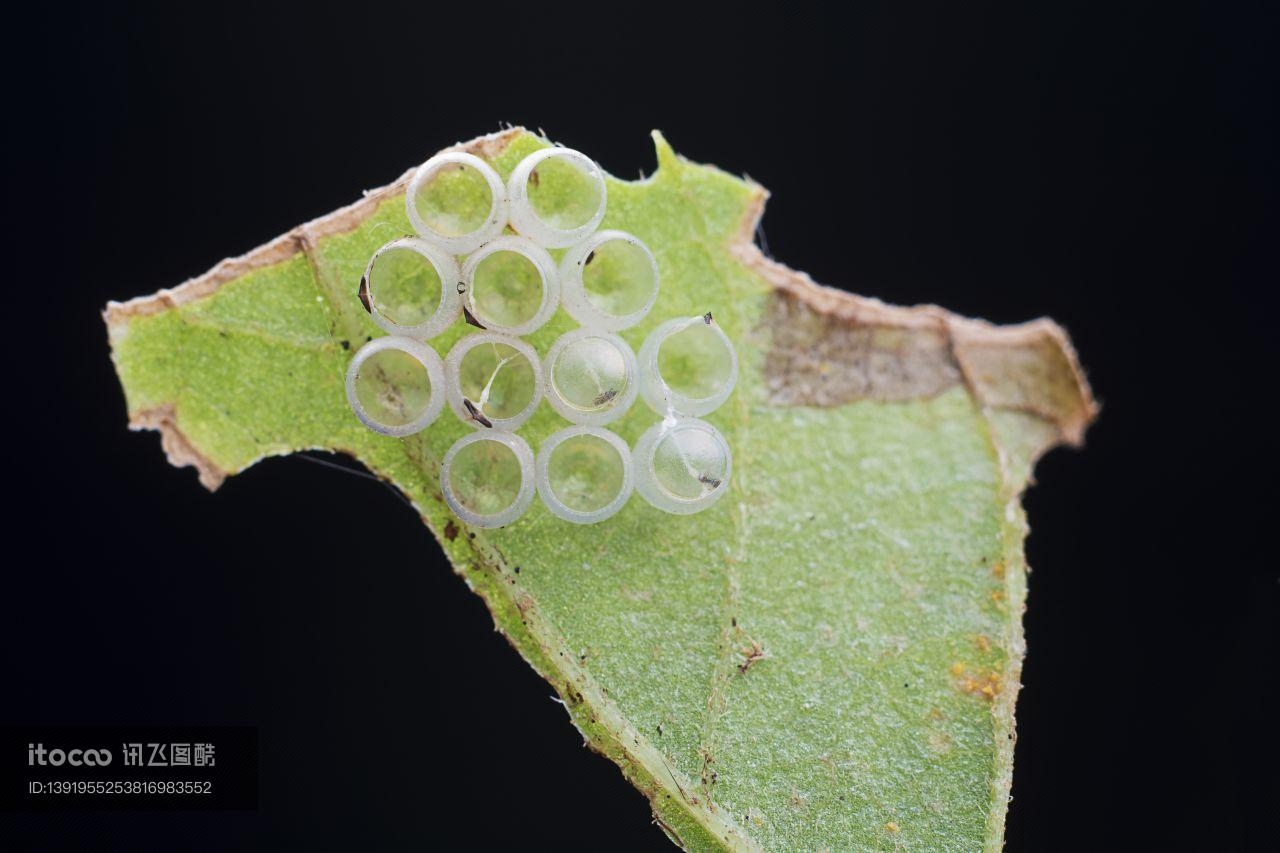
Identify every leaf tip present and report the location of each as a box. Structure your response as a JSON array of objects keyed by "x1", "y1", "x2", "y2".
[{"x1": 651, "y1": 130, "x2": 680, "y2": 173}]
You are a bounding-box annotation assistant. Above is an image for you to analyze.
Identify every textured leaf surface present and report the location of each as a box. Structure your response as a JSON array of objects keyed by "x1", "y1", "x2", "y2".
[{"x1": 105, "y1": 129, "x2": 1095, "y2": 850}]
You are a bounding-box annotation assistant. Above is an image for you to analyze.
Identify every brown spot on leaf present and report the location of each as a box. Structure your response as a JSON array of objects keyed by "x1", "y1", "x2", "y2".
[
  {"x1": 443, "y1": 520, "x2": 459, "y2": 541},
  {"x1": 621, "y1": 585, "x2": 654, "y2": 603},
  {"x1": 928, "y1": 730, "x2": 953, "y2": 755},
  {"x1": 738, "y1": 640, "x2": 767, "y2": 675}
]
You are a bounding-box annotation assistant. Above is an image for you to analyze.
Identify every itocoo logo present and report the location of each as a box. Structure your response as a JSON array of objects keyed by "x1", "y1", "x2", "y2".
[{"x1": 28, "y1": 743, "x2": 113, "y2": 766}]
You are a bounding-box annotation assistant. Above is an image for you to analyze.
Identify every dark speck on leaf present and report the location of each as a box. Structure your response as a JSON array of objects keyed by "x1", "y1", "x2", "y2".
[
  {"x1": 340, "y1": 340, "x2": 350, "y2": 351},
  {"x1": 443, "y1": 520, "x2": 459, "y2": 541}
]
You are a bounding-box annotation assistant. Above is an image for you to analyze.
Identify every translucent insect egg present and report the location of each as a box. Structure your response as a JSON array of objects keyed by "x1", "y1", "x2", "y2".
[
  {"x1": 544, "y1": 328, "x2": 638, "y2": 425},
  {"x1": 460, "y1": 236, "x2": 560, "y2": 336},
  {"x1": 406, "y1": 152, "x2": 507, "y2": 255},
  {"x1": 344, "y1": 336, "x2": 445, "y2": 437},
  {"x1": 445, "y1": 332, "x2": 542, "y2": 430},
  {"x1": 536, "y1": 426, "x2": 634, "y2": 524},
  {"x1": 639, "y1": 314, "x2": 738, "y2": 417},
  {"x1": 559, "y1": 230, "x2": 660, "y2": 331},
  {"x1": 361, "y1": 237, "x2": 461, "y2": 340},
  {"x1": 440, "y1": 431, "x2": 536, "y2": 528},
  {"x1": 633, "y1": 418, "x2": 732, "y2": 514},
  {"x1": 506, "y1": 147, "x2": 607, "y2": 248}
]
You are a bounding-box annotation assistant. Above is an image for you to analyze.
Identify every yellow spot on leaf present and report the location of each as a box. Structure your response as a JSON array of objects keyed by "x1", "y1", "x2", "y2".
[
  {"x1": 952, "y1": 664, "x2": 1002, "y2": 702},
  {"x1": 885, "y1": 821, "x2": 900, "y2": 833}
]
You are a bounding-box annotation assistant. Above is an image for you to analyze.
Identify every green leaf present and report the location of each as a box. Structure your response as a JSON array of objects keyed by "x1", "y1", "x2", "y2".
[{"x1": 105, "y1": 129, "x2": 1095, "y2": 850}]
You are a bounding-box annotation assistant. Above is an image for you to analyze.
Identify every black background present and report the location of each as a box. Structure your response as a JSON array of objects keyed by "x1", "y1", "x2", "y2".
[{"x1": 3, "y1": 1, "x2": 1276, "y2": 850}]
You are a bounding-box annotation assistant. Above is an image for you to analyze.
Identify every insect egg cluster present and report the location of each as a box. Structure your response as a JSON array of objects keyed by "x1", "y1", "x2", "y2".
[{"x1": 345, "y1": 144, "x2": 738, "y2": 527}]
